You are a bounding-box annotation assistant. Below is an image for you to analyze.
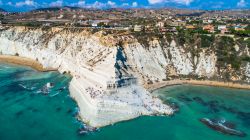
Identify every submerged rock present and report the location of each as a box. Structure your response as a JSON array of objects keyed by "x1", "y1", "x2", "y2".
[
  {"x1": 192, "y1": 97, "x2": 207, "y2": 106},
  {"x1": 37, "y1": 82, "x2": 54, "y2": 95},
  {"x1": 207, "y1": 100, "x2": 220, "y2": 113},
  {"x1": 78, "y1": 125, "x2": 97, "y2": 135},
  {"x1": 200, "y1": 118, "x2": 246, "y2": 137},
  {"x1": 46, "y1": 83, "x2": 54, "y2": 88},
  {"x1": 57, "y1": 86, "x2": 67, "y2": 92},
  {"x1": 177, "y1": 94, "x2": 192, "y2": 102},
  {"x1": 15, "y1": 110, "x2": 24, "y2": 117}
]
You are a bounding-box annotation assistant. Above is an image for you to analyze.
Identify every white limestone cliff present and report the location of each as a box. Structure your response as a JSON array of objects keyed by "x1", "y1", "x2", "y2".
[
  {"x1": 0, "y1": 27, "x2": 173, "y2": 127},
  {"x1": 0, "y1": 26, "x2": 249, "y2": 127}
]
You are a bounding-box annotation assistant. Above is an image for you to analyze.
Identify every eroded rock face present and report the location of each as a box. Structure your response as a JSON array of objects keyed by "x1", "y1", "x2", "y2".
[
  {"x1": 245, "y1": 63, "x2": 250, "y2": 82},
  {"x1": 0, "y1": 26, "x2": 249, "y2": 127}
]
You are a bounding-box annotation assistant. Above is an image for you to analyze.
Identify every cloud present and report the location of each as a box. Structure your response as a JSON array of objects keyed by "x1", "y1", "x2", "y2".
[
  {"x1": 107, "y1": 1, "x2": 116, "y2": 7},
  {"x1": 122, "y1": 3, "x2": 129, "y2": 6},
  {"x1": 15, "y1": 0, "x2": 37, "y2": 7},
  {"x1": 83, "y1": 1, "x2": 117, "y2": 8},
  {"x1": 132, "y1": 2, "x2": 138, "y2": 7},
  {"x1": 49, "y1": 0, "x2": 63, "y2": 7},
  {"x1": 148, "y1": 0, "x2": 194, "y2": 5},
  {"x1": 148, "y1": 0, "x2": 164, "y2": 4},
  {"x1": 237, "y1": 0, "x2": 247, "y2": 7},
  {"x1": 77, "y1": 0, "x2": 86, "y2": 7},
  {"x1": 89, "y1": 1, "x2": 106, "y2": 8},
  {"x1": 68, "y1": 1, "x2": 134, "y2": 9},
  {"x1": 70, "y1": 0, "x2": 85, "y2": 7},
  {"x1": 7, "y1": 2, "x2": 13, "y2": 6}
]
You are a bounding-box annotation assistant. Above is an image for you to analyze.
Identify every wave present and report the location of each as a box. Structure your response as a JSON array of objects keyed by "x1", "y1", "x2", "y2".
[
  {"x1": 50, "y1": 92, "x2": 60, "y2": 97},
  {"x1": 18, "y1": 84, "x2": 36, "y2": 91}
]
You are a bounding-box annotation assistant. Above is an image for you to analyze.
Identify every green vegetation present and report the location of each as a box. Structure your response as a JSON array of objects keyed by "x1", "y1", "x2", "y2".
[
  {"x1": 245, "y1": 38, "x2": 250, "y2": 48},
  {"x1": 237, "y1": 38, "x2": 250, "y2": 49},
  {"x1": 245, "y1": 25, "x2": 250, "y2": 30},
  {"x1": 132, "y1": 31, "x2": 164, "y2": 48},
  {"x1": 13, "y1": 22, "x2": 42, "y2": 27},
  {"x1": 0, "y1": 14, "x2": 4, "y2": 20},
  {"x1": 230, "y1": 25, "x2": 250, "y2": 37},
  {"x1": 242, "y1": 56, "x2": 250, "y2": 62},
  {"x1": 176, "y1": 29, "x2": 186, "y2": 46},
  {"x1": 232, "y1": 30, "x2": 250, "y2": 37},
  {"x1": 215, "y1": 36, "x2": 242, "y2": 70},
  {"x1": 200, "y1": 34, "x2": 215, "y2": 48},
  {"x1": 97, "y1": 22, "x2": 110, "y2": 28},
  {"x1": 133, "y1": 29, "x2": 249, "y2": 71},
  {"x1": 175, "y1": 28, "x2": 213, "y2": 47}
]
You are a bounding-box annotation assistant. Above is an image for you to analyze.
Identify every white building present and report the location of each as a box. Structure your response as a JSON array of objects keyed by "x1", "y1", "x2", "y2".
[
  {"x1": 92, "y1": 22, "x2": 98, "y2": 27},
  {"x1": 57, "y1": 14, "x2": 64, "y2": 19},
  {"x1": 218, "y1": 25, "x2": 227, "y2": 30},
  {"x1": 203, "y1": 19, "x2": 213, "y2": 24},
  {"x1": 91, "y1": 20, "x2": 110, "y2": 27},
  {"x1": 134, "y1": 25, "x2": 143, "y2": 32}
]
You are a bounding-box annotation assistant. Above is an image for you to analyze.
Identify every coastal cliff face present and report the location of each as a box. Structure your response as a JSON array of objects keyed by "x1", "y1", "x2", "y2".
[{"x1": 0, "y1": 26, "x2": 249, "y2": 127}]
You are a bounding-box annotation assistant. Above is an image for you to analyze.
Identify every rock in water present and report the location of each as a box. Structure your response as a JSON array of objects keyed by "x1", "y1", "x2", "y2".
[
  {"x1": 46, "y1": 83, "x2": 54, "y2": 88},
  {"x1": 78, "y1": 125, "x2": 97, "y2": 135},
  {"x1": 200, "y1": 118, "x2": 246, "y2": 137}
]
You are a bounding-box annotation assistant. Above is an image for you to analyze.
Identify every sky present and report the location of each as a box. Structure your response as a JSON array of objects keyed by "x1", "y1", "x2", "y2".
[{"x1": 0, "y1": 0, "x2": 249, "y2": 12}]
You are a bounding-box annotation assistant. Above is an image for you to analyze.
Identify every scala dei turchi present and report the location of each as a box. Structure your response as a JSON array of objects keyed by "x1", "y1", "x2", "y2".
[{"x1": 0, "y1": 26, "x2": 249, "y2": 127}]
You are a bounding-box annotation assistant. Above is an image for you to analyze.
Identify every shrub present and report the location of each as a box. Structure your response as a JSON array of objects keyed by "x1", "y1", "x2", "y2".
[{"x1": 200, "y1": 35, "x2": 215, "y2": 48}]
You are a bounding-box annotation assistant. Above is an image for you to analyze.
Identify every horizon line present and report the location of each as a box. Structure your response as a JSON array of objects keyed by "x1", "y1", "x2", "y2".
[{"x1": 1, "y1": 6, "x2": 250, "y2": 13}]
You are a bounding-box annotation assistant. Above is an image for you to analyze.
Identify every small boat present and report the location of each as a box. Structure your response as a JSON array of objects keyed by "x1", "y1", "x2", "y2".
[{"x1": 200, "y1": 118, "x2": 246, "y2": 137}]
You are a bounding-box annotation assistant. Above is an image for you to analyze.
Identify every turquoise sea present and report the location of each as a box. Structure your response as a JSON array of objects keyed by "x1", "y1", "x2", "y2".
[{"x1": 0, "y1": 63, "x2": 250, "y2": 140}]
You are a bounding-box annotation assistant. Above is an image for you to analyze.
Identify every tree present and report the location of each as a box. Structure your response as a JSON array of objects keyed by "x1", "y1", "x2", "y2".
[
  {"x1": 200, "y1": 35, "x2": 215, "y2": 48},
  {"x1": 0, "y1": 14, "x2": 4, "y2": 20}
]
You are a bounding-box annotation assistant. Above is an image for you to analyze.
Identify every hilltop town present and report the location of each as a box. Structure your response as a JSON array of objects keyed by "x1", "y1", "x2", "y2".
[{"x1": 0, "y1": 7, "x2": 249, "y2": 37}]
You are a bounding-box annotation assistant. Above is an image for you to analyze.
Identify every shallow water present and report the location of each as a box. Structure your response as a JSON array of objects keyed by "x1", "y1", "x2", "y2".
[{"x1": 0, "y1": 63, "x2": 250, "y2": 140}]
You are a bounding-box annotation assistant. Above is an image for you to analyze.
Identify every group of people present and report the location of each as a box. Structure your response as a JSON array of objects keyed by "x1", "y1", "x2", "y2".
[{"x1": 85, "y1": 87, "x2": 103, "y2": 99}]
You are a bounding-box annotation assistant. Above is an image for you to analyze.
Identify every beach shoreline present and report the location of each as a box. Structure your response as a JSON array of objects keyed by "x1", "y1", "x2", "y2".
[
  {"x1": 146, "y1": 79, "x2": 250, "y2": 92},
  {"x1": 0, "y1": 55, "x2": 57, "y2": 72},
  {"x1": 1, "y1": 55, "x2": 249, "y2": 91}
]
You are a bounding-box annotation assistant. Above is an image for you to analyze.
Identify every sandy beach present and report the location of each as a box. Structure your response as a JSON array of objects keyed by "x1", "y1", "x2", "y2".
[
  {"x1": 0, "y1": 55, "x2": 57, "y2": 72},
  {"x1": 146, "y1": 79, "x2": 250, "y2": 92},
  {"x1": 1, "y1": 54, "x2": 249, "y2": 91}
]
